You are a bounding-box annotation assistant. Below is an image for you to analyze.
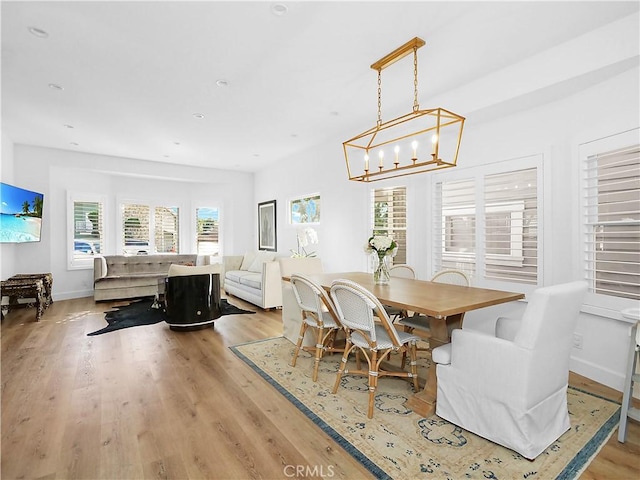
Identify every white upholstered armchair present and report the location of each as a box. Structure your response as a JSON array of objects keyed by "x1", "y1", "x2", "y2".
[{"x1": 432, "y1": 281, "x2": 587, "y2": 460}]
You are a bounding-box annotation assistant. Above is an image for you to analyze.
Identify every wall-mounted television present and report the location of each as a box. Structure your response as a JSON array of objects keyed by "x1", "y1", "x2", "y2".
[{"x1": 0, "y1": 182, "x2": 44, "y2": 243}]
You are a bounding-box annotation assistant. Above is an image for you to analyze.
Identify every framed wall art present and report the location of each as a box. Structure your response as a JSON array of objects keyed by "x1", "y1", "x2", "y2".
[{"x1": 258, "y1": 200, "x2": 277, "y2": 251}]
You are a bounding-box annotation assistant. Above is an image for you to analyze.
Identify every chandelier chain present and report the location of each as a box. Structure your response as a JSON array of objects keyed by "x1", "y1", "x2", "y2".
[
  {"x1": 377, "y1": 69, "x2": 382, "y2": 127},
  {"x1": 413, "y1": 46, "x2": 419, "y2": 112}
]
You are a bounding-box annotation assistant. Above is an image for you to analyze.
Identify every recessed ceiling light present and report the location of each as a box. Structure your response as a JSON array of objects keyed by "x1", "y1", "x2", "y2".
[
  {"x1": 271, "y1": 3, "x2": 288, "y2": 16},
  {"x1": 28, "y1": 26, "x2": 48, "y2": 38},
  {"x1": 48, "y1": 83, "x2": 64, "y2": 91},
  {"x1": 216, "y1": 79, "x2": 229, "y2": 87},
  {"x1": 193, "y1": 113, "x2": 205, "y2": 119}
]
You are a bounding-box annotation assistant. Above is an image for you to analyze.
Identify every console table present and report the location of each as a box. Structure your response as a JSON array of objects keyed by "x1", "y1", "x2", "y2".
[{"x1": 1, "y1": 273, "x2": 53, "y2": 322}]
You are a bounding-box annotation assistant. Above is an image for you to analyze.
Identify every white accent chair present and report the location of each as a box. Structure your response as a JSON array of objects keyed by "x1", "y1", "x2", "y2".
[
  {"x1": 330, "y1": 279, "x2": 421, "y2": 418},
  {"x1": 432, "y1": 281, "x2": 587, "y2": 460},
  {"x1": 289, "y1": 274, "x2": 343, "y2": 382}
]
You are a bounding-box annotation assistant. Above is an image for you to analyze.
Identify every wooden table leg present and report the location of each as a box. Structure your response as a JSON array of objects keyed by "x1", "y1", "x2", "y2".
[{"x1": 407, "y1": 313, "x2": 463, "y2": 417}]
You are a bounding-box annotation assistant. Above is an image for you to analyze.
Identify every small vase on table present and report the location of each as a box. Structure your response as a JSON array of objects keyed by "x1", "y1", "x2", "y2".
[{"x1": 373, "y1": 253, "x2": 391, "y2": 285}]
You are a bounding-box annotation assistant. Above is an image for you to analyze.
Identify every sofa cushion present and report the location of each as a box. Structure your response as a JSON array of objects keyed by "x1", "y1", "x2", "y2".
[
  {"x1": 225, "y1": 270, "x2": 262, "y2": 290},
  {"x1": 248, "y1": 251, "x2": 276, "y2": 273},
  {"x1": 240, "y1": 252, "x2": 257, "y2": 270},
  {"x1": 238, "y1": 272, "x2": 262, "y2": 289}
]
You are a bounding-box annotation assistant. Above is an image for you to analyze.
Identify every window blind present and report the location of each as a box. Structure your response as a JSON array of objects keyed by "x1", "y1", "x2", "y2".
[
  {"x1": 155, "y1": 206, "x2": 179, "y2": 253},
  {"x1": 584, "y1": 145, "x2": 640, "y2": 300},
  {"x1": 484, "y1": 168, "x2": 538, "y2": 284},
  {"x1": 434, "y1": 178, "x2": 476, "y2": 278},
  {"x1": 371, "y1": 187, "x2": 407, "y2": 265},
  {"x1": 122, "y1": 204, "x2": 150, "y2": 255},
  {"x1": 72, "y1": 201, "x2": 103, "y2": 264}
]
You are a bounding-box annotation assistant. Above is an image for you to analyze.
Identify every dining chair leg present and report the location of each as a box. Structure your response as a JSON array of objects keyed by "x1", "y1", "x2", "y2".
[
  {"x1": 332, "y1": 341, "x2": 353, "y2": 394},
  {"x1": 400, "y1": 325, "x2": 415, "y2": 369},
  {"x1": 367, "y1": 349, "x2": 379, "y2": 418},
  {"x1": 409, "y1": 343, "x2": 420, "y2": 392},
  {"x1": 312, "y1": 327, "x2": 325, "y2": 382},
  {"x1": 291, "y1": 321, "x2": 308, "y2": 367}
]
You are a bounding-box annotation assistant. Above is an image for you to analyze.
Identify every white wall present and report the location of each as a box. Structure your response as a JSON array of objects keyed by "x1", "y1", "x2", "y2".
[{"x1": 9, "y1": 145, "x2": 255, "y2": 299}]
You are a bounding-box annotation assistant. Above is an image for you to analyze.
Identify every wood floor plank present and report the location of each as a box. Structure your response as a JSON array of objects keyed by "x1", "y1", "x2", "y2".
[{"x1": 1, "y1": 295, "x2": 638, "y2": 479}]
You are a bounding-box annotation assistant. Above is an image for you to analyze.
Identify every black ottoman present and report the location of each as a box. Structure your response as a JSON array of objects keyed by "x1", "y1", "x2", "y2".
[{"x1": 164, "y1": 273, "x2": 221, "y2": 331}]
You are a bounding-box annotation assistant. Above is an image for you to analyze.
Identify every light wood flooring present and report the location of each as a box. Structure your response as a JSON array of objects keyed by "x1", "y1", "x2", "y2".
[{"x1": 1, "y1": 295, "x2": 639, "y2": 479}]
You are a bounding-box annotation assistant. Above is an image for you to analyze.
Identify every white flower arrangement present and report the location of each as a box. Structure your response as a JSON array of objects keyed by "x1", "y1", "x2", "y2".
[
  {"x1": 291, "y1": 227, "x2": 318, "y2": 258},
  {"x1": 364, "y1": 235, "x2": 398, "y2": 257}
]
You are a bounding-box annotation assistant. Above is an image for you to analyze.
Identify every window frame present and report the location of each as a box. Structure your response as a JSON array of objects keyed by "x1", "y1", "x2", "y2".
[
  {"x1": 117, "y1": 198, "x2": 182, "y2": 255},
  {"x1": 195, "y1": 205, "x2": 221, "y2": 257},
  {"x1": 578, "y1": 128, "x2": 640, "y2": 314},
  {"x1": 67, "y1": 192, "x2": 106, "y2": 270},
  {"x1": 431, "y1": 154, "x2": 543, "y2": 292},
  {"x1": 370, "y1": 185, "x2": 408, "y2": 266}
]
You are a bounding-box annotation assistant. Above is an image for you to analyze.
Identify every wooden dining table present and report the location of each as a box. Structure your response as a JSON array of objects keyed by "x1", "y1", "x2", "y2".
[{"x1": 304, "y1": 271, "x2": 525, "y2": 417}]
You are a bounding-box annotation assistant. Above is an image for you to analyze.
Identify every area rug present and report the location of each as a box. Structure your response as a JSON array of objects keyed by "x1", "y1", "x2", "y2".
[
  {"x1": 231, "y1": 336, "x2": 620, "y2": 480},
  {"x1": 88, "y1": 297, "x2": 254, "y2": 336}
]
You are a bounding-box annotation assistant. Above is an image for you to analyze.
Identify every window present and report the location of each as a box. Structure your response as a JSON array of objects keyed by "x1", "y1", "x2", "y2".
[
  {"x1": 68, "y1": 194, "x2": 104, "y2": 269},
  {"x1": 289, "y1": 194, "x2": 321, "y2": 224},
  {"x1": 484, "y1": 169, "x2": 537, "y2": 284},
  {"x1": 584, "y1": 145, "x2": 639, "y2": 301},
  {"x1": 122, "y1": 204, "x2": 150, "y2": 255},
  {"x1": 435, "y1": 179, "x2": 476, "y2": 277},
  {"x1": 372, "y1": 186, "x2": 407, "y2": 265},
  {"x1": 196, "y1": 207, "x2": 220, "y2": 256},
  {"x1": 121, "y1": 202, "x2": 180, "y2": 255},
  {"x1": 433, "y1": 156, "x2": 541, "y2": 286},
  {"x1": 155, "y1": 206, "x2": 179, "y2": 253}
]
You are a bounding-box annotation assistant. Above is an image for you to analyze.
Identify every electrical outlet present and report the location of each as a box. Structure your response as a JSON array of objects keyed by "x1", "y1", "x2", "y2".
[{"x1": 572, "y1": 333, "x2": 583, "y2": 349}]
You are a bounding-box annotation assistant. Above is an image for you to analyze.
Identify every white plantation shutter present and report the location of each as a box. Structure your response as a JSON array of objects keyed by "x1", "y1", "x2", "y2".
[
  {"x1": 122, "y1": 203, "x2": 150, "y2": 254},
  {"x1": 433, "y1": 178, "x2": 476, "y2": 278},
  {"x1": 71, "y1": 199, "x2": 104, "y2": 267},
  {"x1": 484, "y1": 168, "x2": 538, "y2": 284},
  {"x1": 584, "y1": 145, "x2": 640, "y2": 300},
  {"x1": 155, "y1": 206, "x2": 179, "y2": 253},
  {"x1": 371, "y1": 187, "x2": 407, "y2": 264}
]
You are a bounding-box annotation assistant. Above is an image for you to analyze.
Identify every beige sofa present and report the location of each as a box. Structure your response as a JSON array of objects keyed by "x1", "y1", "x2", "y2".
[
  {"x1": 222, "y1": 252, "x2": 282, "y2": 310},
  {"x1": 93, "y1": 254, "x2": 209, "y2": 301},
  {"x1": 278, "y1": 257, "x2": 324, "y2": 346}
]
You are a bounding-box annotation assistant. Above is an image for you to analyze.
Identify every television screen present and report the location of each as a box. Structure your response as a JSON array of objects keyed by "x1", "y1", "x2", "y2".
[{"x1": 0, "y1": 182, "x2": 44, "y2": 243}]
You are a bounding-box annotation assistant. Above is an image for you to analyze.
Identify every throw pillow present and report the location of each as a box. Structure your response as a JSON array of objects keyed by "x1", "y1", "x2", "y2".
[
  {"x1": 248, "y1": 251, "x2": 276, "y2": 273},
  {"x1": 240, "y1": 251, "x2": 258, "y2": 271}
]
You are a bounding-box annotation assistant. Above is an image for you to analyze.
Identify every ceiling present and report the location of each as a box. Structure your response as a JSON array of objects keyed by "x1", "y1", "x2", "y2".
[{"x1": 2, "y1": 1, "x2": 638, "y2": 173}]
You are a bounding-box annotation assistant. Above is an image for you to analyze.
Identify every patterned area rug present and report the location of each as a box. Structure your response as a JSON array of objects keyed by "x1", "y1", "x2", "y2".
[{"x1": 231, "y1": 337, "x2": 620, "y2": 480}]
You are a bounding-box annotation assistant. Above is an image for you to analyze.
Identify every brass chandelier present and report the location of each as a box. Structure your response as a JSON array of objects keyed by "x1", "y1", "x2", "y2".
[{"x1": 343, "y1": 37, "x2": 465, "y2": 182}]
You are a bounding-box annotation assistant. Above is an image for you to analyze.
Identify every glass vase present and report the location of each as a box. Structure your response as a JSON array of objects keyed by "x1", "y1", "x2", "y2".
[{"x1": 373, "y1": 253, "x2": 391, "y2": 285}]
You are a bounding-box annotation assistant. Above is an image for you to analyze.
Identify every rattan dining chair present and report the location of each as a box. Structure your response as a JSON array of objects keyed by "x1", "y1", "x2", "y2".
[
  {"x1": 383, "y1": 264, "x2": 416, "y2": 320},
  {"x1": 329, "y1": 279, "x2": 420, "y2": 418},
  {"x1": 289, "y1": 273, "x2": 343, "y2": 382},
  {"x1": 398, "y1": 269, "x2": 470, "y2": 367}
]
